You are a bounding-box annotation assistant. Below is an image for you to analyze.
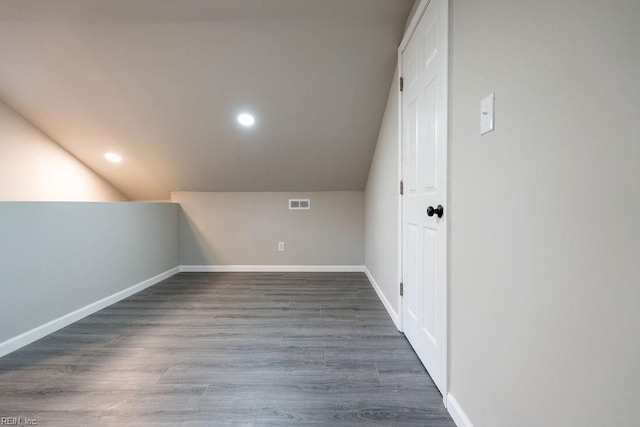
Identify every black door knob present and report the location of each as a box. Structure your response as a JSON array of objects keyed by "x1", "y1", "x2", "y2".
[{"x1": 427, "y1": 205, "x2": 444, "y2": 218}]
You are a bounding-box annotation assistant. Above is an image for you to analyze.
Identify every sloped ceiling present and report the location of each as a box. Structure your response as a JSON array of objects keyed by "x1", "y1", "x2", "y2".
[{"x1": 0, "y1": 0, "x2": 414, "y2": 200}]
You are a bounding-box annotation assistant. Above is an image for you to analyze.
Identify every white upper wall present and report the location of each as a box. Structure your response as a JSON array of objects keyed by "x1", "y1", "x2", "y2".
[
  {"x1": 0, "y1": 99, "x2": 127, "y2": 201},
  {"x1": 449, "y1": 1, "x2": 640, "y2": 426}
]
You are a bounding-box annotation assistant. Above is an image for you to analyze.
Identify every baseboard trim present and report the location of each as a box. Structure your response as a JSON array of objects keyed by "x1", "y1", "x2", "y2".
[
  {"x1": 363, "y1": 266, "x2": 401, "y2": 330},
  {"x1": 447, "y1": 393, "x2": 474, "y2": 427},
  {"x1": 0, "y1": 266, "x2": 180, "y2": 359},
  {"x1": 180, "y1": 265, "x2": 366, "y2": 273}
]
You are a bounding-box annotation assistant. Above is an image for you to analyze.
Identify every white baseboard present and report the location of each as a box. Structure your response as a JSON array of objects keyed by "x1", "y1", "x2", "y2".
[
  {"x1": 0, "y1": 266, "x2": 180, "y2": 359},
  {"x1": 363, "y1": 266, "x2": 401, "y2": 330},
  {"x1": 180, "y1": 265, "x2": 365, "y2": 273},
  {"x1": 447, "y1": 393, "x2": 474, "y2": 427}
]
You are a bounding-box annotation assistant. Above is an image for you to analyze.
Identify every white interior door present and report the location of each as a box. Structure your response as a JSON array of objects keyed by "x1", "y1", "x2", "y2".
[{"x1": 401, "y1": 0, "x2": 448, "y2": 395}]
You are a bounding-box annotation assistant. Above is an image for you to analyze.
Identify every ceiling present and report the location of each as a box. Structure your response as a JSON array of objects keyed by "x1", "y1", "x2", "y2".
[{"x1": 0, "y1": 0, "x2": 414, "y2": 200}]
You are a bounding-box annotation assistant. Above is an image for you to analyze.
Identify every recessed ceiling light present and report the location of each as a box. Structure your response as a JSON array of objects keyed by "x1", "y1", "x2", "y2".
[
  {"x1": 237, "y1": 113, "x2": 256, "y2": 127},
  {"x1": 105, "y1": 152, "x2": 122, "y2": 163}
]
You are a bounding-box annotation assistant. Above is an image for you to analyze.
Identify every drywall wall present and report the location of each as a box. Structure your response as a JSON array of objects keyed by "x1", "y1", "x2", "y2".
[
  {"x1": 173, "y1": 191, "x2": 364, "y2": 266},
  {"x1": 364, "y1": 68, "x2": 400, "y2": 323},
  {"x1": 449, "y1": 1, "x2": 640, "y2": 426},
  {"x1": 0, "y1": 202, "x2": 178, "y2": 346},
  {"x1": 404, "y1": 0, "x2": 421, "y2": 32},
  {"x1": 0, "y1": 99, "x2": 127, "y2": 201}
]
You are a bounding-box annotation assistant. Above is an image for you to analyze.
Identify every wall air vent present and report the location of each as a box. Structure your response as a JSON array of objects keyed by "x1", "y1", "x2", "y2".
[{"x1": 289, "y1": 199, "x2": 310, "y2": 210}]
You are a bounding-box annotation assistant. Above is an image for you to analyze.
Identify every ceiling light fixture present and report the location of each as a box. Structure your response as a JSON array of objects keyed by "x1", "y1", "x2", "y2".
[
  {"x1": 237, "y1": 113, "x2": 256, "y2": 127},
  {"x1": 105, "y1": 152, "x2": 122, "y2": 163}
]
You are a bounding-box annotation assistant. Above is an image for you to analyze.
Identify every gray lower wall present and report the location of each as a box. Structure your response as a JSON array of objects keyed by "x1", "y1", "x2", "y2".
[
  {"x1": 0, "y1": 202, "x2": 178, "y2": 344},
  {"x1": 173, "y1": 191, "x2": 364, "y2": 266}
]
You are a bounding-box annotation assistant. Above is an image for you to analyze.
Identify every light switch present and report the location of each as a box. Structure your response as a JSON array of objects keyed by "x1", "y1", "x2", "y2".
[{"x1": 480, "y1": 93, "x2": 495, "y2": 135}]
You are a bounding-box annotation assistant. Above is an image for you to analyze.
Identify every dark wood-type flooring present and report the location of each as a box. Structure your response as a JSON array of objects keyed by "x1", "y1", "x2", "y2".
[{"x1": 0, "y1": 272, "x2": 455, "y2": 426}]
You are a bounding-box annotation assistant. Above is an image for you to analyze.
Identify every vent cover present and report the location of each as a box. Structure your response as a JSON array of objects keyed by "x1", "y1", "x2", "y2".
[{"x1": 289, "y1": 199, "x2": 310, "y2": 210}]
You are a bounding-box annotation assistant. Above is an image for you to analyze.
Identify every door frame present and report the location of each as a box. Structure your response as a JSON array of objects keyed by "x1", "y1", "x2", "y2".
[{"x1": 397, "y1": 0, "x2": 451, "y2": 402}]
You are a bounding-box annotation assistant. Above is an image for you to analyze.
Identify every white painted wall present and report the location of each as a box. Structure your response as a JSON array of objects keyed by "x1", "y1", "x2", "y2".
[
  {"x1": 404, "y1": 0, "x2": 421, "y2": 32},
  {"x1": 0, "y1": 202, "x2": 178, "y2": 347},
  {"x1": 449, "y1": 1, "x2": 640, "y2": 426},
  {"x1": 0, "y1": 99, "x2": 127, "y2": 201},
  {"x1": 173, "y1": 191, "x2": 364, "y2": 267},
  {"x1": 364, "y1": 69, "x2": 400, "y2": 324}
]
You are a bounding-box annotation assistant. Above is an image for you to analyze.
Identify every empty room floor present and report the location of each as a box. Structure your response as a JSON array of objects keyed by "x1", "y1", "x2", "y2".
[{"x1": 0, "y1": 272, "x2": 455, "y2": 426}]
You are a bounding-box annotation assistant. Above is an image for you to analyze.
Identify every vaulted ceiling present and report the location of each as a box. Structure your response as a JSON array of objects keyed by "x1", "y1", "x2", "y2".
[{"x1": 0, "y1": 0, "x2": 414, "y2": 200}]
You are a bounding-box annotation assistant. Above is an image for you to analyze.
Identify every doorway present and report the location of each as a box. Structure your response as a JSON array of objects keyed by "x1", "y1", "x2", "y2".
[{"x1": 399, "y1": 0, "x2": 449, "y2": 397}]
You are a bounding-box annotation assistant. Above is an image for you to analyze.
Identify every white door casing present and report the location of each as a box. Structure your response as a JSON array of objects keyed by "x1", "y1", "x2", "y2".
[{"x1": 400, "y1": 0, "x2": 448, "y2": 396}]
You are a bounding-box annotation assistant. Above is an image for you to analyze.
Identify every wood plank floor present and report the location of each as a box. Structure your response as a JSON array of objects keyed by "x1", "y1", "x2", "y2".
[{"x1": 0, "y1": 272, "x2": 455, "y2": 426}]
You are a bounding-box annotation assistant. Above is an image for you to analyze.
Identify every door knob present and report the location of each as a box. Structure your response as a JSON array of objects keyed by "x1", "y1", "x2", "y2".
[{"x1": 427, "y1": 205, "x2": 444, "y2": 218}]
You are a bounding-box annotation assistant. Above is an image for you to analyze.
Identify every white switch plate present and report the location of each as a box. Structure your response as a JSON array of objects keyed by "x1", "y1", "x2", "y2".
[
  {"x1": 278, "y1": 242, "x2": 285, "y2": 252},
  {"x1": 480, "y1": 93, "x2": 495, "y2": 135}
]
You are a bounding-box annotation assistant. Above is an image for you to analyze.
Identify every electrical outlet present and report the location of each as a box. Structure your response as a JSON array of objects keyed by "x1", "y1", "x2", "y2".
[{"x1": 278, "y1": 242, "x2": 285, "y2": 252}]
